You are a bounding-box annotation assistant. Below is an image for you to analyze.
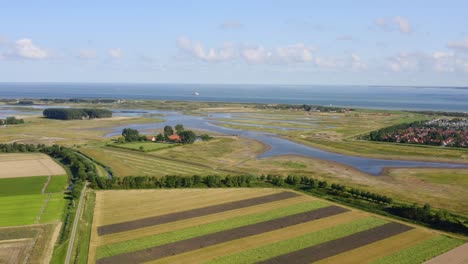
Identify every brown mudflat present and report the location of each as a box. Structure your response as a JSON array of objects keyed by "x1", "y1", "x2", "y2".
[
  {"x1": 259, "y1": 222, "x2": 413, "y2": 264},
  {"x1": 98, "y1": 191, "x2": 300, "y2": 236},
  {"x1": 97, "y1": 206, "x2": 348, "y2": 264}
]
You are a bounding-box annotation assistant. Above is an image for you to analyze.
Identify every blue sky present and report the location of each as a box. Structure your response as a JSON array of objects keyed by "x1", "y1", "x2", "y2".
[{"x1": 1, "y1": 0, "x2": 468, "y2": 86}]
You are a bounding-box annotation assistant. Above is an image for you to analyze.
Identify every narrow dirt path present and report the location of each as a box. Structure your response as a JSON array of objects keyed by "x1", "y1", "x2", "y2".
[
  {"x1": 35, "y1": 194, "x2": 52, "y2": 224},
  {"x1": 64, "y1": 184, "x2": 87, "y2": 264},
  {"x1": 39, "y1": 158, "x2": 55, "y2": 194},
  {"x1": 41, "y1": 176, "x2": 52, "y2": 194}
]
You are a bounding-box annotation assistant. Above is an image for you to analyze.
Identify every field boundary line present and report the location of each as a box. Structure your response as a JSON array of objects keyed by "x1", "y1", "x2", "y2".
[{"x1": 35, "y1": 193, "x2": 52, "y2": 224}]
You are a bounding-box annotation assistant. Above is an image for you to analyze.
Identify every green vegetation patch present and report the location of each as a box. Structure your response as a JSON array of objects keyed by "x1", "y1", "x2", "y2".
[
  {"x1": 282, "y1": 161, "x2": 307, "y2": 169},
  {"x1": 371, "y1": 235, "x2": 464, "y2": 264},
  {"x1": 207, "y1": 217, "x2": 388, "y2": 264},
  {"x1": 97, "y1": 201, "x2": 327, "y2": 259},
  {"x1": 39, "y1": 193, "x2": 67, "y2": 223},
  {"x1": 45, "y1": 175, "x2": 68, "y2": 193},
  {"x1": 0, "y1": 194, "x2": 46, "y2": 226},
  {"x1": 109, "y1": 142, "x2": 178, "y2": 152},
  {"x1": 0, "y1": 176, "x2": 47, "y2": 197}
]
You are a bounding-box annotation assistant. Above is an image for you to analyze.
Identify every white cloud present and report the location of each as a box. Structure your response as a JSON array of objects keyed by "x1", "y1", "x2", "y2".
[
  {"x1": 275, "y1": 43, "x2": 313, "y2": 63},
  {"x1": 241, "y1": 43, "x2": 315, "y2": 64},
  {"x1": 108, "y1": 48, "x2": 123, "y2": 59},
  {"x1": 432, "y1": 52, "x2": 456, "y2": 72},
  {"x1": 387, "y1": 53, "x2": 421, "y2": 72},
  {"x1": 315, "y1": 57, "x2": 341, "y2": 69},
  {"x1": 350, "y1": 54, "x2": 368, "y2": 71},
  {"x1": 177, "y1": 37, "x2": 235, "y2": 62},
  {"x1": 447, "y1": 38, "x2": 468, "y2": 52},
  {"x1": 394, "y1": 16, "x2": 412, "y2": 33},
  {"x1": 386, "y1": 51, "x2": 468, "y2": 73},
  {"x1": 78, "y1": 49, "x2": 97, "y2": 59},
  {"x1": 375, "y1": 16, "x2": 412, "y2": 34},
  {"x1": 241, "y1": 46, "x2": 272, "y2": 63},
  {"x1": 13, "y1": 38, "x2": 48, "y2": 59}
]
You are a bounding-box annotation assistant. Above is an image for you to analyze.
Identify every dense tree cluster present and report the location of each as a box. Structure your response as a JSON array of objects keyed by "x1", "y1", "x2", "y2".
[
  {"x1": 43, "y1": 108, "x2": 112, "y2": 120},
  {"x1": 0, "y1": 116, "x2": 24, "y2": 125},
  {"x1": 121, "y1": 128, "x2": 145, "y2": 142}
]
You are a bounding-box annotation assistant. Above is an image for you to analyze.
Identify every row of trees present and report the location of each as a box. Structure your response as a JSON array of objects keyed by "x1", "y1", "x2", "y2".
[
  {"x1": 0, "y1": 116, "x2": 24, "y2": 125},
  {"x1": 1, "y1": 142, "x2": 465, "y2": 234},
  {"x1": 43, "y1": 108, "x2": 112, "y2": 120},
  {"x1": 89, "y1": 172, "x2": 468, "y2": 235}
]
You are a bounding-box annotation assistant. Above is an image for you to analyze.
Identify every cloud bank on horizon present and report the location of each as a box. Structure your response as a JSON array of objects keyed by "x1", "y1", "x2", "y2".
[{"x1": 0, "y1": 0, "x2": 467, "y2": 86}]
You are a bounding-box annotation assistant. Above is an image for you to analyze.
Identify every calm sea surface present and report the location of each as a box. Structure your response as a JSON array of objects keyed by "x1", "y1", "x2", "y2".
[{"x1": 0, "y1": 83, "x2": 467, "y2": 112}]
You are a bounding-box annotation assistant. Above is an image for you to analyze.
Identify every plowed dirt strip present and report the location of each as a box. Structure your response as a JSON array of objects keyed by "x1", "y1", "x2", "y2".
[
  {"x1": 100, "y1": 196, "x2": 313, "y2": 245},
  {"x1": 316, "y1": 229, "x2": 436, "y2": 264},
  {"x1": 150, "y1": 211, "x2": 366, "y2": 264},
  {"x1": 98, "y1": 191, "x2": 301, "y2": 236},
  {"x1": 97, "y1": 206, "x2": 348, "y2": 264},
  {"x1": 96, "y1": 189, "x2": 282, "y2": 225},
  {"x1": 259, "y1": 222, "x2": 412, "y2": 264}
]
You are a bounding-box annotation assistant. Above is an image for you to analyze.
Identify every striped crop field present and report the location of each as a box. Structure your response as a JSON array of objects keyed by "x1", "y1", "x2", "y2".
[
  {"x1": 88, "y1": 189, "x2": 465, "y2": 264},
  {"x1": 80, "y1": 146, "x2": 222, "y2": 177}
]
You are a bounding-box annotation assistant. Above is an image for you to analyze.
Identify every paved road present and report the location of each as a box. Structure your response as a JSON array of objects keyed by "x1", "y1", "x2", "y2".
[{"x1": 64, "y1": 184, "x2": 87, "y2": 264}]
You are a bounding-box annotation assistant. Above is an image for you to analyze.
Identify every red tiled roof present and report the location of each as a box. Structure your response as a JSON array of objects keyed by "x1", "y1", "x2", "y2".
[{"x1": 169, "y1": 134, "x2": 181, "y2": 141}]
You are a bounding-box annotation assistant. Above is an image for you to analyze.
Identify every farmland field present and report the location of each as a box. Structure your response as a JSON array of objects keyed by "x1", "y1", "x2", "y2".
[
  {"x1": 0, "y1": 153, "x2": 69, "y2": 263},
  {"x1": 0, "y1": 153, "x2": 65, "y2": 178},
  {"x1": 79, "y1": 146, "x2": 225, "y2": 177},
  {"x1": 0, "y1": 176, "x2": 48, "y2": 196},
  {"x1": 88, "y1": 189, "x2": 464, "y2": 264}
]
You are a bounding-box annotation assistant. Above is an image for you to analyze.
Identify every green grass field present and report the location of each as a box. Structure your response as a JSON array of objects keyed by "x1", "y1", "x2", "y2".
[
  {"x1": 80, "y1": 146, "x2": 223, "y2": 177},
  {"x1": 0, "y1": 176, "x2": 47, "y2": 197},
  {"x1": 372, "y1": 235, "x2": 464, "y2": 264},
  {"x1": 108, "y1": 142, "x2": 178, "y2": 152},
  {"x1": 97, "y1": 201, "x2": 327, "y2": 259},
  {"x1": 0, "y1": 194, "x2": 46, "y2": 226},
  {"x1": 39, "y1": 193, "x2": 68, "y2": 223},
  {"x1": 207, "y1": 217, "x2": 388, "y2": 264},
  {"x1": 45, "y1": 175, "x2": 68, "y2": 193}
]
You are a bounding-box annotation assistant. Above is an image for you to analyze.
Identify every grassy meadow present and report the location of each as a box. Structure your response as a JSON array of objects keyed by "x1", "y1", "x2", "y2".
[{"x1": 108, "y1": 141, "x2": 178, "y2": 152}]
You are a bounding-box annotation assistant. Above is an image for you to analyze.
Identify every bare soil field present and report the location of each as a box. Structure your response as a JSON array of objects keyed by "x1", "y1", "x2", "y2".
[
  {"x1": 0, "y1": 153, "x2": 65, "y2": 178},
  {"x1": 0, "y1": 239, "x2": 34, "y2": 264},
  {"x1": 0, "y1": 224, "x2": 58, "y2": 264}
]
